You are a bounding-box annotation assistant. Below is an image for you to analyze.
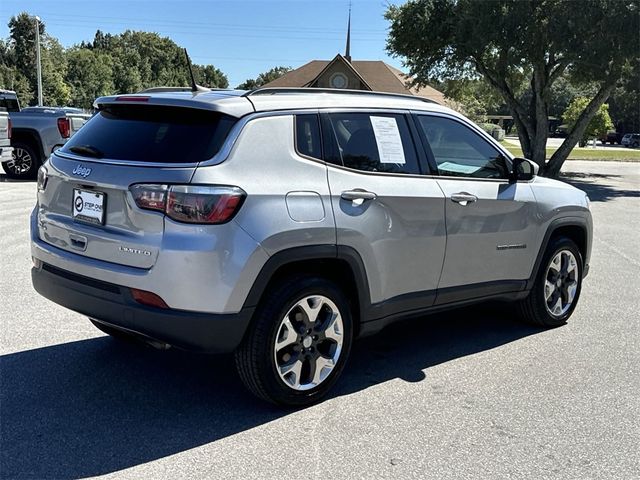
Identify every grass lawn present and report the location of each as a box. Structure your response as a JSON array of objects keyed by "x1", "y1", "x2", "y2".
[{"x1": 500, "y1": 142, "x2": 640, "y2": 162}]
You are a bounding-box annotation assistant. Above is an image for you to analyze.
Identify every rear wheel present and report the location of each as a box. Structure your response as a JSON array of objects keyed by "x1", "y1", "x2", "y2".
[
  {"x1": 235, "y1": 276, "x2": 353, "y2": 406},
  {"x1": 516, "y1": 237, "x2": 583, "y2": 327},
  {"x1": 2, "y1": 142, "x2": 39, "y2": 179}
]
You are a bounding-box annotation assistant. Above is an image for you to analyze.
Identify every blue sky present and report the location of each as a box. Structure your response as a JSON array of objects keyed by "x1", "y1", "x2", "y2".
[{"x1": 0, "y1": 0, "x2": 406, "y2": 88}]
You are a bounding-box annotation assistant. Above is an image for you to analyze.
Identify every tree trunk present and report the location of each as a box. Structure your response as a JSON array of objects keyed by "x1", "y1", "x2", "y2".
[
  {"x1": 531, "y1": 65, "x2": 550, "y2": 172},
  {"x1": 544, "y1": 80, "x2": 617, "y2": 177}
]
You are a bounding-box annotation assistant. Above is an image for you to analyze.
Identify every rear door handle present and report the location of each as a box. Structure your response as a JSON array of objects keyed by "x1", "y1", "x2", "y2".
[
  {"x1": 450, "y1": 192, "x2": 478, "y2": 206},
  {"x1": 341, "y1": 189, "x2": 377, "y2": 201}
]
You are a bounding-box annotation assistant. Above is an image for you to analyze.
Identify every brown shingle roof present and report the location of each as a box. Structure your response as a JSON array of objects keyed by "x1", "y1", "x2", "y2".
[
  {"x1": 265, "y1": 60, "x2": 329, "y2": 88},
  {"x1": 263, "y1": 57, "x2": 446, "y2": 104}
]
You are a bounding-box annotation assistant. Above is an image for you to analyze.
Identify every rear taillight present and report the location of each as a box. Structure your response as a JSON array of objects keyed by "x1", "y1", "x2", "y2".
[
  {"x1": 130, "y1": 184, "x2": 168, "y2": 212},
  {"x1": 130, "y1": 184, "x2": 245, "y2": 224},
  {"x1": 7, "y1": 118, "x2": 11, "y2": 139},
  {"x1": 167, "y1": 186, "x2": 245, "y2": 224},
  {"x1": 57, "y1": 117, "x2": 70, "y2": 138},
  {"x1": 37, "y1": 165, "x2": 48, "y2": 192}
]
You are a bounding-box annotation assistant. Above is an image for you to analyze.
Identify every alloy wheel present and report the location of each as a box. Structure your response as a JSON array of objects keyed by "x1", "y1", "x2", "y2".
[
  {"x1": 7, "y1": 147, "x2": 33, "y2": 175},
  {"x1": 544, "y1": 249, "x2": 579, "y2": 317},
  {"x1": 274, "y1": 295, "x2": 344, "y2": 391}
]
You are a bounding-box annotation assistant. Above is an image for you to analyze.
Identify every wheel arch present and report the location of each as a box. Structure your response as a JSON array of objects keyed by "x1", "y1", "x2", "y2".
[
  {"x1": 10, "y1": 128, "x2": 45, "y2": 163},
  {"x1": 242, "y1": 245, "x2": 371, "y2": 336},
  {"x1": 526, "y1": 218, "x2": 590, "y2": 290}
]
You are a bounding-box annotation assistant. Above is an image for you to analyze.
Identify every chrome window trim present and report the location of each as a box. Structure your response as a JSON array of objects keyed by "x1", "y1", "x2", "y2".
[{"x1": 53, "y1": 150, "x2": 201, "y2": 168}]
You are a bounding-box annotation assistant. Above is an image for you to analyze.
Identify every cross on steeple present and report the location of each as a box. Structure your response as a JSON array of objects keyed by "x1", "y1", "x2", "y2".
[{"x1": 345, "y1": 2, "x2": 352, "y2": 63}]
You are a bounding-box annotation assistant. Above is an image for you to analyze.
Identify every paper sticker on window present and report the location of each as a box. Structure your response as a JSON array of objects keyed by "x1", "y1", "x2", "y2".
[
  {"x1": 437, "y1": 161, "x2": 482, "y2": 175},
  {"x1": 370, "y1": 116, "x2": 406, "y2": 164}
]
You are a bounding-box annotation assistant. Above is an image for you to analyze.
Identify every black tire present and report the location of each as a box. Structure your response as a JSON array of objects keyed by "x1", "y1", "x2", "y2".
[
  {"x1": 516, "y1": 236, "x2": 583, "y2": 327},
  {"x1": 2, "y1": 142, "x2": 39, "y2": 179},
  {"x1": 235, "y1": 276, "x2": 353, "y2": 406}
]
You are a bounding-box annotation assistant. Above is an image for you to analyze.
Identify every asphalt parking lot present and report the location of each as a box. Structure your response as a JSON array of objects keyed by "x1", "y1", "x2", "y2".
[{"x1": 1, "y1": 161, "x2": 638, "y2": 479}]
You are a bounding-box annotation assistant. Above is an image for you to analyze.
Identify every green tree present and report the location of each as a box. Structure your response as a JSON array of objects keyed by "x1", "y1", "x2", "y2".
[
  {"x1": 386, "y1": 0, "x2": 640, "y2": 176},
  {"x1": 607, "y1": 59, "x2": 640, "y2": 133},
  {"x1": 40, "y1": 35, "x2": 70, "y2": 105},
  {"x1": 563, "y1": 98, "x2": 614, "y2": 146},
  {"x1": 5, "y1": 13, "x2": 44, "y2": 105},
  {"x1": 436, "y1": 78, "x2": 507, "y2": 123},
  {"x1": 90, "y1": 30, "x2": 228, "y2": 92},
  {"x1": 4, "y1": 13, "x2": 70, "y2": 105},
  {"x1": 192, "y1": 64, "x2": 228, "y2": 88},
  {"x1": 65, "y1": 48, "x2": 114, "y2": 109},
  {"x1": 1, "y1": 17, "x2": 230, "y2": 106},
  {"x1": 0, "y1": 38, "x2": 32, "y2": 100},
  {"x1": 237, "y1": 66, "x2": 292, "y2": 90}
]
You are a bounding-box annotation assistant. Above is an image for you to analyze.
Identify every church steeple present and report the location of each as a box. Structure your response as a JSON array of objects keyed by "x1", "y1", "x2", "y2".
[{"x1": 345, "y1": 3, "x2": 352, "y2": 63}]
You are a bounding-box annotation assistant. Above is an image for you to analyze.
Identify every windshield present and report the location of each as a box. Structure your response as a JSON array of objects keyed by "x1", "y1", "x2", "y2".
[{"x1": 60, "y1": 104, "x2": 236, "y2": 163}]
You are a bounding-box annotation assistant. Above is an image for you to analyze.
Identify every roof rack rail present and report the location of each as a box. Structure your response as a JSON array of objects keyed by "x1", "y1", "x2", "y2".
[{"x1": 242, "y1": 87, "x2": 437, "y2": 104}]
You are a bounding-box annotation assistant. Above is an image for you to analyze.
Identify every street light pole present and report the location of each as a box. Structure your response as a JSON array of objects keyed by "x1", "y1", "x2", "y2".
[{"x1": 35, "y1": 16, "x2": 43, "y2": 106}]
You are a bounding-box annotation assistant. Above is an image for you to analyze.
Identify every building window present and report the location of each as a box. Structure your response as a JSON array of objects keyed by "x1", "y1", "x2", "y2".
[{"x1": 330, "y1": 72, "x2": 348, "y2": 89}]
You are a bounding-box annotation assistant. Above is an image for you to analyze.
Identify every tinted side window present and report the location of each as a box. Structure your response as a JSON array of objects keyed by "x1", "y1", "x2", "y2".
[
  {"x1": 327, "y1": 113, "x2": 420, "y2": 174},
  {"x1": 417, "y1": 116, "x2": 508, "y2": 179},
  {"x1": 295, "y1": 114, "x2": 322, "y2": 159}
]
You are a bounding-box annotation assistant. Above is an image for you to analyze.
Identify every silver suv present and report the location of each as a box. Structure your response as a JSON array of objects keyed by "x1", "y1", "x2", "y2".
[{"x1": 31, "y1": 88, "x2": 592, "y2": 406}]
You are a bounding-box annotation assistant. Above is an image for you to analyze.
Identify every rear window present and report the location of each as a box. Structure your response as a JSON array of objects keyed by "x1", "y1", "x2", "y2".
[
  {"x1": 0, "y1": 96, "x2": 20, "y2": 112},
  {"x1": 60, "y1": 105, "x2": 236, "y2": 163}
]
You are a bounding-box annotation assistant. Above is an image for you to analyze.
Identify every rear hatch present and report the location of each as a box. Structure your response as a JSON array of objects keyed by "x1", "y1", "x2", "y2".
[{"x1": 36, "y1": 102, "x2": 237, "y2": 268}]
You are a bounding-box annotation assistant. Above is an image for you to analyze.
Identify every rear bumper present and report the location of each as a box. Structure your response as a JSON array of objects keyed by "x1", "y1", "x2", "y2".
[{"x1": 32, "y1": 262, "x2": 253, "y2": 353}]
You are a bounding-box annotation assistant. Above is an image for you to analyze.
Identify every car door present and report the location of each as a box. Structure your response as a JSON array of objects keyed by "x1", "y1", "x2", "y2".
[
  {"x1": 414, "y1": 113, "x2": 539, "y2": 303},
  {"x1": 322, "y1": 111, "x2": 446, "y2": 317}
]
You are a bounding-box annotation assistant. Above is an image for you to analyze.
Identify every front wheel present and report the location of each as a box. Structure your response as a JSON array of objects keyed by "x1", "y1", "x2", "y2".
[
  {"x1": 516, "y1": 237, "x2": 583, "y2": 327},
  {"x1": 235, "y1": 276, "x2": 353, "y2": 406}
]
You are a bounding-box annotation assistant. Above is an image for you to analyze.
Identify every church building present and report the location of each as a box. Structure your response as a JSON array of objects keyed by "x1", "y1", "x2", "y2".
[{"x1": 263, "y1": 11, "x2": 446, "y2": 104}]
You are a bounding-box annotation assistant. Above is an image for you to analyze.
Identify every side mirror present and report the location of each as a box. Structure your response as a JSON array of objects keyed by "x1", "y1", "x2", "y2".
[{"x1": 510, "y1": 157, "x2": 538, "y2": 182}]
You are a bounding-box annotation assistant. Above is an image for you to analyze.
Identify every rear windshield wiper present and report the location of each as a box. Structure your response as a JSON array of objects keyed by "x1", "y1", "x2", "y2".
[{"x1": 68, "y1": 145, "x2": 104, "y2": 158}]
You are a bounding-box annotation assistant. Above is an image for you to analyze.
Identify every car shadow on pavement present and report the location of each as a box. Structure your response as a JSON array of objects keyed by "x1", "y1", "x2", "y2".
[
  {"x1": 0, "y1": 173, "x2": 35, "y2": 183},
  {"x1": 0, "y1": 306, "x2": 540, "y2": 479},
  {"x1": 560, "y1": 172, "x2": 640, "y2": 202}
]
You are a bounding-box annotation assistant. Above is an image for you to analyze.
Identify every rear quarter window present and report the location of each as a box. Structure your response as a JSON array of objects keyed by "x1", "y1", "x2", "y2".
[{"x1": 60, "y1": 105, "x2": 236, "y2": 163}]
